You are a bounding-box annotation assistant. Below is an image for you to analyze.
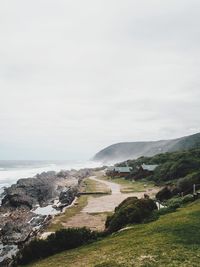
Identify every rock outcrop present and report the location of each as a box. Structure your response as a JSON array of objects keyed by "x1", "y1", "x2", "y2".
[{"x1": 0, "y1": 168, "x2": 93, "y2": 265}]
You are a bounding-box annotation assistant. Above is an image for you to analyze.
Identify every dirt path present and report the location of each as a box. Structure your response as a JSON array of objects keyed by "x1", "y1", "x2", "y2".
[
  {"x1": 82, "y1": 176, "x2": 157, "y2": 213},
  {"x1": 61, "y1": 175, "x2": 159, "y2": 231}
]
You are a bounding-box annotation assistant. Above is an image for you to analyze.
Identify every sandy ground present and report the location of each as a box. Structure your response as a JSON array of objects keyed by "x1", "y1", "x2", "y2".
[
  {"x1": 62, "y1": 212, "x2": 107, "y2": 231},
  {"x1": 60, "y1": 176, "x2": 160, "y2": 231},
  {"x1": 82, "y1": 176, "x2": 158, "y2": 213}
]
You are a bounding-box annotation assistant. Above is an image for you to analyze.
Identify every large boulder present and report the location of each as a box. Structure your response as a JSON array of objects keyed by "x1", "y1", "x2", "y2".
[
  {"x1": 2, "y1": 187, "x2": 34, "y2": 209},
  {"x1": 1, "y1": 172, "x2": 59, "y2": 209}
]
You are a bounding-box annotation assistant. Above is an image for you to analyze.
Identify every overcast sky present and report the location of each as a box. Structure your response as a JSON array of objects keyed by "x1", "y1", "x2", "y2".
[{"x1": 0, "y1": 0, "x2": 200, "y2": 160}]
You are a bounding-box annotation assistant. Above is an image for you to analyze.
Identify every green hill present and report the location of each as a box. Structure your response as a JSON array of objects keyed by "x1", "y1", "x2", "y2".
[
  {"x1": 26, "y1": 200, "x2": 200, "y2": 267},
  {"x1": 93, "y1": 132, "x2": 200, "y2": 163}
]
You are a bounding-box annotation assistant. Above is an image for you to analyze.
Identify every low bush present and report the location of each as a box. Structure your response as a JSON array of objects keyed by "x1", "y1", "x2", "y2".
[
  {"x1": 105, "y1": 197, "x2": 157, "y2": 233},
  {"x1": 155, "y1": 206, "x2": 178, "y2": 216},
  {"x1": 156, "y1": 187, "x2": 173, "y2": 201},
  {"x1": 177, "y1": 171, "x2": 200, "y2": 193},
  {"x1": 182, "y1": 194, "x2": 194, "y2": 203},
  {"x1": 17, "y1": 228, "x2": 101, "y2": 265},
  {"x1": 145, "y1": 202, "x2": 181, "y2": 222},
  {"x1": 166, "y1": 197, "x2": 183, "y2": 208},
  {"x1": 166, "y1": 194, "x2": 194, "y2": 208}
]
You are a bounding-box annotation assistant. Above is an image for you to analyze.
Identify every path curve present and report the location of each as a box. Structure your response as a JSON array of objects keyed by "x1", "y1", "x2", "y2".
[
  {"x1": 82, "y1": 176, "x2": 147, "y2": 213},
  {"x1": 89, "y1": 176, "x2": 121, "y2": 194}
]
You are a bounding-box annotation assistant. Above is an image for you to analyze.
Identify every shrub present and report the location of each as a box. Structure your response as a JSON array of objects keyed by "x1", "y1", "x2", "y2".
[
  {"x1": 177, "y1": 172, "x2": 200, "y2": 193},
  {"x1": 105, "y1": 197, "x2": 157, "y2": 233},
  {"x1": 166, "y1": 197, "x2": 183, "y2": 208},
  {"x1": 154, "y1": 206, "x2": 178, "y2": 216},
  {"x1": 166, "y1": 195, "x2": 194, "y2": 210},
  {"x1": 17, "y1": 228, "x2": 100, "y2": 265},
  {"x1": 156, "y1": 187, "x2": 173, "y2": 201},
  {"x1": 182, "y1": 194, "x2": 194, "y2": 204}
]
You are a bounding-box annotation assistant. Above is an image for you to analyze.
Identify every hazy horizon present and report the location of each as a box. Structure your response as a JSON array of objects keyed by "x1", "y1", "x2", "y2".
[{"x1": 1, "y1": 0, "x2": 200, "y2": 160}]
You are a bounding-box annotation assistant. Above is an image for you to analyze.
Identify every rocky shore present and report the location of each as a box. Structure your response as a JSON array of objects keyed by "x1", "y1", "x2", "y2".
[{"x1": 0, "y1": 168, "x2": 92, "y2": 266}]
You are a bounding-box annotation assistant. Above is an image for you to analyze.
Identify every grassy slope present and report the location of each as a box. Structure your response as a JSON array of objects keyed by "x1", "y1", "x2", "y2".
[{"x1": 27, "y1": 200, "x2": 200, "y2": 267}]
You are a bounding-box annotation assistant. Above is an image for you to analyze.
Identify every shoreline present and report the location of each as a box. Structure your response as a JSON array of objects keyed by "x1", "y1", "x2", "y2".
[
  {"x1": 0, "y1": 167, "x2": 160, "y2": 265},
  {"x1": 0, "y1": 167, "x2": 96, "y2": 265}
]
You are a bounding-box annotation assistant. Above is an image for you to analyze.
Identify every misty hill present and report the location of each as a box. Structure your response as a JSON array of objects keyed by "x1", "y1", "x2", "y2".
[{"x1": 93, "y1": 132, "x2": 200, "y2": 163}]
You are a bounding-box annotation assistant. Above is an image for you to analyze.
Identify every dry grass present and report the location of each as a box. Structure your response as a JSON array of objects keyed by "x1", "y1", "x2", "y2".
[
  {"x1": 46, "y1": 195, "x2": 88, "y2": 232},
  {"x1": 45, "y1": 177, "x2": 111, "y2": 232},
  {"x1": 81, "y1": 177, "x2": 111, "y2": 194}
]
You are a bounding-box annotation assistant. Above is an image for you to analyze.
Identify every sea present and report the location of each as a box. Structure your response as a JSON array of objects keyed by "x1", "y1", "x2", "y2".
[{"x1": 0, "y1": 160, "x2": 101, "y2": 196}]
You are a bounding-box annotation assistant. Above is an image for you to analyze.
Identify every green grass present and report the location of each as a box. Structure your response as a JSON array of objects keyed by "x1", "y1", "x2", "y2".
[
  {"x1": 46, "y1": 195, "x2": 88, "y2": 232},
  {"x1": 81, "y1": 178, "x2": 111, "y2": 194},
  {"x1": 26, "y1": 200, "x2": 200, "y2": 267},
  {"x1": 97, "y1": 173, "x2": 156, "y2": 193}
]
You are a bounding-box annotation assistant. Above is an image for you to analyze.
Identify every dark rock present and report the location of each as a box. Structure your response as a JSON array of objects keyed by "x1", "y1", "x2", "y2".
[
  {"x1": 0, "y1": 167, "x2": 92, "y2": 264},
  {"x1": 59, "y1": 187, "x2": 78, "y2": 205},
  {"x1": 1, "y1": 220, "x2": 32, "y2": 244},
  {"x1": 1, "y1": 171, "x2": 60, "y2": 209},
  {"x1": 0, "y1": 243, "x2": 18, "y2": 266},
  {"x1": 2, "y1": 189, "x2": 34, "y2": 209}
]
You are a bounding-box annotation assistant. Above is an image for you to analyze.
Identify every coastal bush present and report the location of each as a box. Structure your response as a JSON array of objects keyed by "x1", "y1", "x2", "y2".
[
  {"x1": 118, "y1": 148, "x2": 200, "y2": 184},
  {"x1": 166, "y1": 197, "x2": 182, "y2": 209},
  {"x1": 166, "y1": 194, "x2": 194, "y2": 208},
  {"x1": 155, "y1": 158, "x2": 200, "y2": 181},
  {"x1": 153, "y1": 205, "x2": 178, "y2": 216},
  {"x1": 177, "y1": 171, "x2": 200, "y2": 193},
  {"x1": 17, "y1": 227, "x2": 101, "y2": 265},
  {"x1": 105, "y1": 197, "x2": 157, "y2": 233},
  {"x1": 182, "y1": 194, "x2": 194, "y2": 203},
  {"x1": 156, "y1": 187, "x2": 173, "y2": 201}
]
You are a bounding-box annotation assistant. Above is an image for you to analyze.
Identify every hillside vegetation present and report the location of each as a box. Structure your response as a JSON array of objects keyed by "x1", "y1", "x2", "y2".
[
  {"x1": 117, "y1": 149, "x2": 200, "y2": 197},
  {"x1": 120, "y1": 149, "x2": 200, "y2": 183},
  {"x1": 93, "y1": 132, "x2": 200, "y2": 163},
  {"x1": 26, "y1": 200, "x2": 200, "y2": 267}
]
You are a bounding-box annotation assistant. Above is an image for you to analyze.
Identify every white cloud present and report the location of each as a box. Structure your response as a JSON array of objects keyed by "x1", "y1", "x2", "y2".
[{"x1": 0, "y1": 0, "x2": 200, "y2": 159}]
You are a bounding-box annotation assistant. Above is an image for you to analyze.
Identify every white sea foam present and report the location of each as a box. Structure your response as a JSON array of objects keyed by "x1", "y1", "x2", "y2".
[
  {"x1": 0, "y1": 161, "x2": 101, "y2": 205},
  {"x1": 33, "y1": 204, "x2": 60, "y2": 216},
  {"x1": 0, "y1": 160, "x2": 101, "y2": 192}
]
